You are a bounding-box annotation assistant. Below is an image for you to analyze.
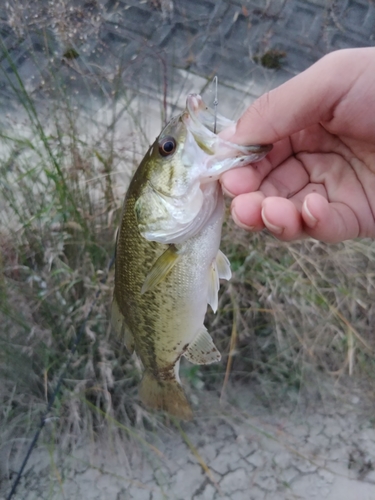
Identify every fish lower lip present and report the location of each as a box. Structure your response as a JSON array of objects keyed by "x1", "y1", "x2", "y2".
[{"x1": 245, "y1": 143, "x2": 273, "y2": 153}]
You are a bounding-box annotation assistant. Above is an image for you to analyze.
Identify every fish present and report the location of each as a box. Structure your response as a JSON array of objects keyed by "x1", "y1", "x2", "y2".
[{"x1": 111, "y1": 94, "x2": 272, "y2": 419}]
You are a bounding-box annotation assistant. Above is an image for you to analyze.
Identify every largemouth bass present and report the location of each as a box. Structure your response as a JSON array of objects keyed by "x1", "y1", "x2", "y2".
[{"x1": 112, "y1": 94, "x2": 272, "y2": 419}]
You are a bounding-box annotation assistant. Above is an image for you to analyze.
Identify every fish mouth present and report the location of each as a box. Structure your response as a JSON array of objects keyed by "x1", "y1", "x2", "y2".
[
  {"x1": 185, "y1": 94, "x2": 272, "y2": 156},
  {"x1": 186, "y1": 93, "x2": 231, "y2": 135}
]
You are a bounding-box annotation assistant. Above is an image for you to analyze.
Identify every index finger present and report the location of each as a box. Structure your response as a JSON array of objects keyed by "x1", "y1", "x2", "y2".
[{"x1": 223, "y1": 47, "x2": 375, "y2": 146}]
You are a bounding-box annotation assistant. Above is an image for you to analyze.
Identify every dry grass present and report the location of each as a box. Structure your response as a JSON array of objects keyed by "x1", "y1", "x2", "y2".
[
  {"x1": 1, "y1": 1, "x2": 375, "y2": 454},
  {"x1": 0, "y1": 66, "x2": 149, "y2": 449},
  {"x1": 210, "y1": 222, "x2": 375, "y2": 403}
]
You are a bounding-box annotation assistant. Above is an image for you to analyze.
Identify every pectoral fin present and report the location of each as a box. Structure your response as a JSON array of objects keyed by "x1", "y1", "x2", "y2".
[
  {"x1": 141, "y1": 244, "x2": 180, "y2": 294},
  {"x1": 216, "y1": 249, "x2": 232, "y2": 280},
  {"x1": 207, "y1": 250, "x2": 232, "y2": 312},
  {"x1": 111, "y1": 297, "x2": 134, "y2": 354},
  {"x1": 208, "y1": 260, "x2": 220, "y2": 313},
  {"x1": 183, "y1": 328, "x2": 221, "y2": 365}
]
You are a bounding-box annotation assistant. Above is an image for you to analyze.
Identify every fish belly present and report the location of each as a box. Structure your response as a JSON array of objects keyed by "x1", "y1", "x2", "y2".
[{"x1": 149, "y1": 189, "x2": 225, "y2": 368}]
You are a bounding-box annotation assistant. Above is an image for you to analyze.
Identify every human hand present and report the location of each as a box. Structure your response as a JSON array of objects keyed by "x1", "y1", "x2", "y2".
[{"x1": 221, "y1": 47, "x2": 375, "y2": 243}]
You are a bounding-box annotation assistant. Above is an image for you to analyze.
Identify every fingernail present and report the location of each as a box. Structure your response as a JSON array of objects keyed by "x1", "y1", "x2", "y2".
[
  {"x1": 303, "y1": 199, "x2": 317, "y2": 228},
  {"x1": 231, "y1": 207, "x2": 255, "y2": 231},
  {"x1": 261, "y1": 208, "x2": 283, "y2": 235}
]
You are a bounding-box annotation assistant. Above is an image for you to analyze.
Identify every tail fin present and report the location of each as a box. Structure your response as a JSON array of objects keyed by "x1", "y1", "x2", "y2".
[{"x1": 139, "y1": 371, "x2": 193, "y2": 420}]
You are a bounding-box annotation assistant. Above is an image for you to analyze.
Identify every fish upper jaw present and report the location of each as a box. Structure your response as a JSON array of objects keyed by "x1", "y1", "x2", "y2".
[{"x1": 186, "y1": 94, "x2": 203, "y2": 114}]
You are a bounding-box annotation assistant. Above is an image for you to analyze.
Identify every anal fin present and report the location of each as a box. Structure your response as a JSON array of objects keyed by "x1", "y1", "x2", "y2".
[
  {"x1": 183, "y1": 329, "x2": 221, "y2": 365},
  {"x1": 111, "y1": 297, "x2": 134, "y2": 354},
  {"x1": 141, "y1": 244, "x2": 180, "y2": 294}
]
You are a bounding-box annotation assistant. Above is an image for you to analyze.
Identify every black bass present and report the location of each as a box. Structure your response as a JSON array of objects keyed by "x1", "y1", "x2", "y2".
[{"x1": 112, "y1": 94, "x2": 272, "y2": 419}]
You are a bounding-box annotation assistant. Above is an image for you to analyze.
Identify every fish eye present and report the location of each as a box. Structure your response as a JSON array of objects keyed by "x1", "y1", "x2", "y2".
[{"x1": 159, "y1": 136, "x2": 176, "y2": 157}]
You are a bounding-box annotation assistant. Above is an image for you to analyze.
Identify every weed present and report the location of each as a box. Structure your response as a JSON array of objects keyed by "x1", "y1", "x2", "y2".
[{"x1": 254, "y1": 49, "x2": 287, "y2": 70}]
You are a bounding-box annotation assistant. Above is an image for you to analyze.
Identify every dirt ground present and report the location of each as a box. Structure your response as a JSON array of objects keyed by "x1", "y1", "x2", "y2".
[{"x1": 2, "y1": 380, "x2": 375, "y2": 500}]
